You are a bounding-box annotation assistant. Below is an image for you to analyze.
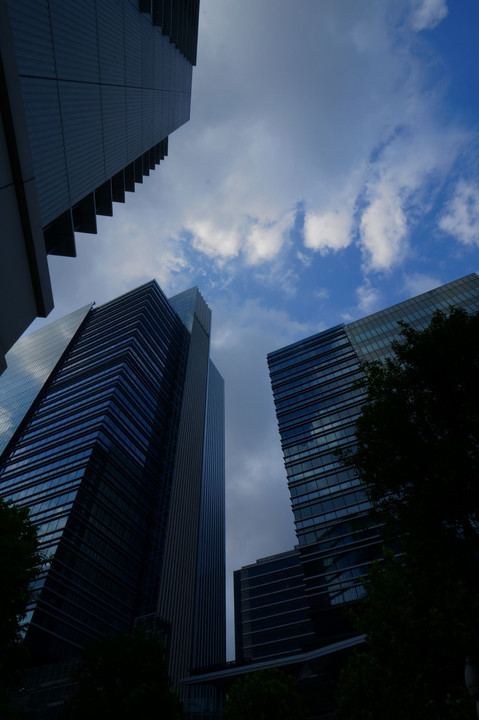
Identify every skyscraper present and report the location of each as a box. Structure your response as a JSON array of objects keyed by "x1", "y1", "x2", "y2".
[
  {"x1": 267, "y1": 273, "x2": 479, "y2": 646},
  {"x1": 0, "y1": 0, "x2": 199, "y2": 369},
  {"x1": 0, "y1": 281, "x2": 225, "y2": 704}
]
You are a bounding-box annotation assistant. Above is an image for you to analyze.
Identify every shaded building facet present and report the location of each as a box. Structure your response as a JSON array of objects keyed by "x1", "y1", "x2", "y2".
[
  {"x1": 234, "y1": 547, "x2": 315, "y2": 662},
  {"x1": 0, "y1": 1, "x2": 200, "y2": 368}
]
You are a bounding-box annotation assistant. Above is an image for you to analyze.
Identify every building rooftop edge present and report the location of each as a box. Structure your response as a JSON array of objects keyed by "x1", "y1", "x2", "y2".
[{"x1": 267, "y1": 273, "x2": 479, "y2": 360}]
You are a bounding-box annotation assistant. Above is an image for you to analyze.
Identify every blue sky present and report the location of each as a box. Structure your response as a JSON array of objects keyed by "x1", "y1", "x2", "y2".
[{"x1": 33, "y1": 0, "x2": 479, "y2": 657}]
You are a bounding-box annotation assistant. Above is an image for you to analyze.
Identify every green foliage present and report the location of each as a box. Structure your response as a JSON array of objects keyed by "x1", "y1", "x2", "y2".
[
  {"x1": 335, "y1": 550, "x2": 475, "y2": 719},
  {"x1": 222, "y1": 668, "x2": 307, "y2": 720},
  {"x1": 0, "y1": 498, "x2": 41, "y2": 712},
  {"x1": 60, "y1": 632, "x2": 184, "y2": 719},
  {"x1": 335, "y1": 308, "x2": 479, "y2": 719},
  {"x1": 350, "y1": 307, "x2": 479, "y2": 575}
]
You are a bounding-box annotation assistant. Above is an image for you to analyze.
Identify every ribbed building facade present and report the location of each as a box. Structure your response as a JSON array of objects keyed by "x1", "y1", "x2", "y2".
[
  {"x1": 0, "y1": 0, "x2": 199, "y2": 369},
  {"x1": 5, "y1": 0, "x2": 198, "y2": 252},
  {"x1": 0, "y1": 281, "x2": 225, "y2": 707},
  {"x1": 267, "y1": 274, "x2": 479, "y2": 646},
  {"x1": 234, "y1": 548, "x2": 315, "y2": 662}
]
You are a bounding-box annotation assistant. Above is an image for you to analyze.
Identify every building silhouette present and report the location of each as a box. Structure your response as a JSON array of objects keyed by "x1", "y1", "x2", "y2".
[
  {"x1": 0, "y1": 0, "x2": 199, "y2": 370},
  {"x1": 267, "y1": 273, "x2": 479, "y2": 647},
  {"x1": 0, "y1": 281, "x2": 225, "y2": 712},
  {"x1": 234, "y1": 548, "x2": 315, "y2": 662}
]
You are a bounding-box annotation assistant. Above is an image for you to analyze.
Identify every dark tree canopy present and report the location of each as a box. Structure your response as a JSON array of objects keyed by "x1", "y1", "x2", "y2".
[
  {"x1": 222, "y1": 669, "x2": 307, "y2": 720},
  {"x1": 60, "y1": 632, "x2": 184, "y2": 719},
  {"x1": 350, "y1": 307, "x2": 479, "y2": 575},
  {"x1": 336, "y1": 308, "x2": 479, "y2": 719},
  {"x1": 335, "y1": 550, "x2": 475, "y2": 720},
  {"x1": 0, "y1": 498, "x2": 41, "y2": 708}
]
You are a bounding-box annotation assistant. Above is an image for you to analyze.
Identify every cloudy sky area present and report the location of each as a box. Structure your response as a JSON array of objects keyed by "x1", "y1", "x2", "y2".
[{"x1": 30, "y1": 0, "x2": 479, "y2": 657}]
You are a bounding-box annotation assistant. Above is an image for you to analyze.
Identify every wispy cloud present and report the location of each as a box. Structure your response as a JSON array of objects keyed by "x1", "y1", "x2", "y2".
[
  {"x1": 357, "y1": 121, "x2": 467, "y2": 271},
  {"x1": 402, "y1": 272, "x2": 442, "y2": 297},
  {"x1": 439, "y1": 179, "x2": 479, "y2": 247},
  {"x1": 356, "y1": 280, "x2": 382, "y2": 314},
  {"x1": 359, "y1": 183, "x2": 409, "y2": 271},
  {"x1": 189, "y1": 219, "x2": 242, "y2": 261},
  {"x1": 410, "y1": 0, "x2": 448, "y2": 32}
]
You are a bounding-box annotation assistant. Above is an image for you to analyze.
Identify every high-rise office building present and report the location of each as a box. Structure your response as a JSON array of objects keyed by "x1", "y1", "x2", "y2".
[
  {"x1": 0, "y1": 0, "x2": 199, "y2": 370},
  {"x1": 0, "y1": 281, "x2": 225, "y2": 705},
  {"x1": 267, "y1": 274, "x2": 479, "y2": 646},
  {"x1": 234, "y1": 548, "x2": 315, "y2": 662}
]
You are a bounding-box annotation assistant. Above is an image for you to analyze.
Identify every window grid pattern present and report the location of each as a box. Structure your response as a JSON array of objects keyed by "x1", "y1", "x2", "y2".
[
  {"x1": 6, "y1": 0, "x2": 197, "y2": 249},
  {"x1": 234, "y1": 548, "x2": 315, "y2": 662},
  {"x1": 0, "y1": 281, "x2": 190, "y2": 663},
  {"x1": 268, "y1": 274, "x2": 479, "y2": 643}
]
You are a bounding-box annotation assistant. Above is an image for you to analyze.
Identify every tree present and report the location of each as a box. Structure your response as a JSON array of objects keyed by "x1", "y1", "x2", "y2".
[
  {"x1": 0, "y1": 498, "x2": 41, "y2": 713},
  {"x1": 350, "y1": 307, "x2": 479, "y2": 583},
  {"x1": 59, "y1": 632, "x2": 184, "y2": 719},
  {"x1": 222, "y1": 668, "x2": 307, "y2": 720},
  {"x1": 335, "y1": 550, "x2": 475, "y2": 720},
  {"x1": 335, "y1": 308, "x2": 479, "y2": 718}
]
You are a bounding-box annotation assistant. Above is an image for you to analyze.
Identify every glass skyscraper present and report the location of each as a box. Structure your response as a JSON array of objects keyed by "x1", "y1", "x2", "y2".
[
  {"x1": 0, "y1": 0, "x2": 200, "y2": 369},
  {"x1": 267, "y1": 274, "x2": 479, "y2": 645},
  {"x1": 0, "y1": 281, "x2": 225, "y2": 703}
]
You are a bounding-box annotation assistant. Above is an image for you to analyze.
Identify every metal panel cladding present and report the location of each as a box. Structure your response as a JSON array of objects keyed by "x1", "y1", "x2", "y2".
[{"x1": 6, "y1": 0, "x2": 196, "y2": 229}]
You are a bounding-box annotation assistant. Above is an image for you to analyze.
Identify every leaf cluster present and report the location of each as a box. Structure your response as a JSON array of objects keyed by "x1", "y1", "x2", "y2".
[
  {"x1": 60, "y1": 632, "x2": 184, "y2": 719},
  {"x1": 0, "y1": 498, "x2": 42, "y2": 709},
  {"x1": 336, "y1": 549, "x2": 475, "y2": 720},
  {"x1": 222, "y1": 669, "x2": 307, "y2": 720}
]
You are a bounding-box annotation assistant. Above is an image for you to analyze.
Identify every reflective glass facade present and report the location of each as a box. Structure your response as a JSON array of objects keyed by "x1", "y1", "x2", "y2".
[
  {"x1": 0, "y1": 305, "x2": 90, "y2": 456},
  {"x1": 0, "y1": 281, "x2": 225, "y2": 693},
  {"x1": 234, "y1": 548, "x2": 315, "y2": 662},
  {"x1": 268, "y1": 274, "x2": 479, "y2": 645}
]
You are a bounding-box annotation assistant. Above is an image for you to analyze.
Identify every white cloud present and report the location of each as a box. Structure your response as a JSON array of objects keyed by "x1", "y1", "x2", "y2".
[
  {"x1": 357, "y1": 123, "x2": 467, "y2": 272},
  {"x1": 184, "y1": 211, "x2": 294, "y2": 275},
  {"x1": 314, "y1": 287, "x2": 330, "y2": 301},
  {"x1": 402, "y1": 272, "x2": 442, "y2": 296},
  {"x1": 265, "y1": 267, "x2": 299, "y2": 298},
  {"x1": 189, "y1": 219, "x2": 241, "y2": 261},
  {"x1": 356, "y1": 280, "x2": 382, "y2": 314},
  {"x1": 304, "y1": 208, "x2": 354, "y2": 254},
  {"x1": 180, "y1": 0, "x2": 460, "y2": 275},
  {"x1": 297, "y1": 250, "x2": 313, "y2": 267},
  {"x1": 360, "y1": 183, "x2": 408, "y2": 271},
  {"x1": 244, "y1": 212, "x2": 294, "y2": 265},
  {"x1": 439, "y1": 180, "x2": 479, "y2": 247},
  {"x1": 410, "y1": 0, "x2": 448, "y2": 32}
]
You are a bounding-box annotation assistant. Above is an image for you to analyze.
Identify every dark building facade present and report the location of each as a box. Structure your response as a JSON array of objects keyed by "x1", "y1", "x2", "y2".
[
  {"x1": 234, "y1": 547, "x2": 315, "y2": 662},
  {"x1": 0, "y1": 0, "x2": 199, "y2": 369},
  {"x1": 267, "y1": 273, "x2": 479, "y2": 646},
  {"x1": 0, "y1": 281, "x2": 225, "y2": 704}
]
